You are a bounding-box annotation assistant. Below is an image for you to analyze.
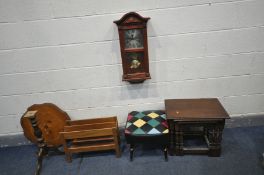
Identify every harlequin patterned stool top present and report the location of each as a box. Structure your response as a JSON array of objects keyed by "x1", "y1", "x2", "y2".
[{"x1": 125, "y1": 111, "x2": 169, "y2": 135}]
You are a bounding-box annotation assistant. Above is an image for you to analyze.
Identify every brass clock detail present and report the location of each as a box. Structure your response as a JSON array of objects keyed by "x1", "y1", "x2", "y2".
[{"x1": 114, "y1": 12, "x2": 151, "y2": 83}]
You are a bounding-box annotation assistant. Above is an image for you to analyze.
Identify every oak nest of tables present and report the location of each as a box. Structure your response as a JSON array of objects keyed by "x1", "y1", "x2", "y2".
[{"x1": 165, "y1": 98, "x2": 230, "y2": 157}]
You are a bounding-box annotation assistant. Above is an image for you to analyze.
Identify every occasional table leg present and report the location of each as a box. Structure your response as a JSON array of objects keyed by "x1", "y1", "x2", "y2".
[
  {"x1": 175, "y1": 123, "x2": 183, "y2": 156},
  {"x1": 168, "y1": 120, "x2": 175, "y2": 155},
  {"x1": 207, "y1": 122, "x2": 224, "y2": 157},
  {"x1": 28, "y1": 113, "x2": 48, "y2": 175},
  {"x1": 36, "y1": 147, "x2": 48, "y2": 175}
]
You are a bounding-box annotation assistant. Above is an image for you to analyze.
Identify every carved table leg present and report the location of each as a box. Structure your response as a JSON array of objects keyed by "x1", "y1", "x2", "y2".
[
  {"x1": 168, "y1": 120, "x2": 175, "y2": 155},
  {"x1": 175, "y1": 123, "x2": 183, "y2": 156},
  {"x1": 36, "y1": 147, "x2": 48, "y2": 175},
  {"x1": 207, "y1": 121, "x2": 224, "y2": 157}
]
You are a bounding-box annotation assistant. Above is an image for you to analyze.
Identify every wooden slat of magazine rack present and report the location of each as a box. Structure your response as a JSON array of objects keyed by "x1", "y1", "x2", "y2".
[
  {"x1": 66, "y1": 116, "x2": 117, "y2": 125},
  {"x1": 60, "y1": 116, "x2": 121, "y2": 162}
]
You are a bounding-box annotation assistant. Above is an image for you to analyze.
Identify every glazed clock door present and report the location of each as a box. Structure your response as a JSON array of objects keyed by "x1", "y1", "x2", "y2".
[
  {"x1": 125, "y1": 52, "x2": 145, "y2": 74},
  {"x1": 124, "y1": 28, "x2": 145, "y2": 74},
  {"x1": 124, "y1": 29, "x2": 144, "y2": 49}
]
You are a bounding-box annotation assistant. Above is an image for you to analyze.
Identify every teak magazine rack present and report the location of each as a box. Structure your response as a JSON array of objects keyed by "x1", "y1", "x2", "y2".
[{"x1": 60, "y1": 116, "x2": 121, "y2": 162}]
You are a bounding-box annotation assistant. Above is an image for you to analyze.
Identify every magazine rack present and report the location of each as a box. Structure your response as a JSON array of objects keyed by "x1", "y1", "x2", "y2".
[{"x1": 60, "y1": 116, "x2": 121, "y2": 162}]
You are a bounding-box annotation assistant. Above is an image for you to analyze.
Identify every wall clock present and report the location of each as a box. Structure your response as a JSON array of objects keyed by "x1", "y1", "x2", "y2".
[{"x1": 114, "y1": 12, "x2": 151, "y2": 83}]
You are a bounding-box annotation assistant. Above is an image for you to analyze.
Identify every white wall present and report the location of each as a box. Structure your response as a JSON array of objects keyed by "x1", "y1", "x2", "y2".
[{"x1": 0, "y1": 0, "x2": 264, "y2": 136}]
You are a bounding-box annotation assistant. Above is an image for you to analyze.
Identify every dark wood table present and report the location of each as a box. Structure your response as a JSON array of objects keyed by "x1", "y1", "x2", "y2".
[{"x1": 165, "y1": 98, "x2": 230, "y2": 156}]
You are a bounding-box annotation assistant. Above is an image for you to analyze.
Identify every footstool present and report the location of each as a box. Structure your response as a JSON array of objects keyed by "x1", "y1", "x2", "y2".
[{"x1": 125, "y1": 110, "x2": 169, "y2": 161}]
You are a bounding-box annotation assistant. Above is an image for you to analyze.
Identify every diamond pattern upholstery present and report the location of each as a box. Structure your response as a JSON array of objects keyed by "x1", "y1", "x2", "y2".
[{"x1": 125, "y1": 111, "x2": 169, "y2": 136}]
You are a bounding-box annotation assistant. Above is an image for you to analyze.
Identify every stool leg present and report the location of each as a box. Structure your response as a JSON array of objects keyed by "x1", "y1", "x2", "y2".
[
  {"x1": 164, "y1": 147, "x2": 168, "y2": 161},
  {"x1": 130, "y1": 144, "x2": 134, "y2": 161}
]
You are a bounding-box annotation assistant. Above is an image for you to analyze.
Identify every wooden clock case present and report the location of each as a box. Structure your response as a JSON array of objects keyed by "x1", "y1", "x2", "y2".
[{"x1": 114, "y1": 12, "x2": 151, "y2": 83}]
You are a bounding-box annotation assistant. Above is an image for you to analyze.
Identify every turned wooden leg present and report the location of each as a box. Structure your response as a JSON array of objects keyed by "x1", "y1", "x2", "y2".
[
  {"x1": 175, "y1": 123, "x2": 183, "y2": 156},
  {"x1": 164, "y1": 147, "x2": 168, "y2": 161},
  {"x1": 35, "y1": 148, "x2": 47, "y2": 175},
  {"x1": 130, "y1": 144, "x2": 134, "y2": 161},
  {"x1": 207, "y1": 122, "x2": 224, "y2": 157},
  {"x1": 168, "y1": 120, "x2": 175, "y2": 156},
  {"x1": 26, "y1": 111, "x2": 47, "y2": 175}
]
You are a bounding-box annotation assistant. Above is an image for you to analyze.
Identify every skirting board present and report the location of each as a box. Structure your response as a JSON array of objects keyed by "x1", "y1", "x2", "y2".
[{"x1": 0, "y1": 115, "x2": 264, "y2": 148}]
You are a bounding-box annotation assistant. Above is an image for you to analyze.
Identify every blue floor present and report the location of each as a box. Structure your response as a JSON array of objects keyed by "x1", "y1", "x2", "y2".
[{"x1": 0, "y1": 126, "x2": 264, "y2": 175}]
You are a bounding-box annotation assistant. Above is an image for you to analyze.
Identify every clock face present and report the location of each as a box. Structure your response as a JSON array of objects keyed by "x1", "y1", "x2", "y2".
[{"x1": 124, "y1": 29, "x2": 144, "y2": 49}]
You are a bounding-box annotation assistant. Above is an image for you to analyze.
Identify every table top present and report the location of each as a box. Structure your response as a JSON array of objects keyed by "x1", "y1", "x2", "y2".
[
  {"x1": 165, "y1": 98, "x2": 230, "y2": 121},
  {"x1": 21, "y1": 103, "x2": 70, "y2": 147}
]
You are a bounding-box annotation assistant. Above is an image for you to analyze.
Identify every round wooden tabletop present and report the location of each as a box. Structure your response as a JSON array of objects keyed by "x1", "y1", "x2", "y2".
[{"x1": 20, "y1": 103, "x2": 71, "y2": 147}]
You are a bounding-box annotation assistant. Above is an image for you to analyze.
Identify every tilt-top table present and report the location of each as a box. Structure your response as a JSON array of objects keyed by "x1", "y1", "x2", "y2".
[{"x1": 165, "y1": 98, "x2": 230, "y2": 156}]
